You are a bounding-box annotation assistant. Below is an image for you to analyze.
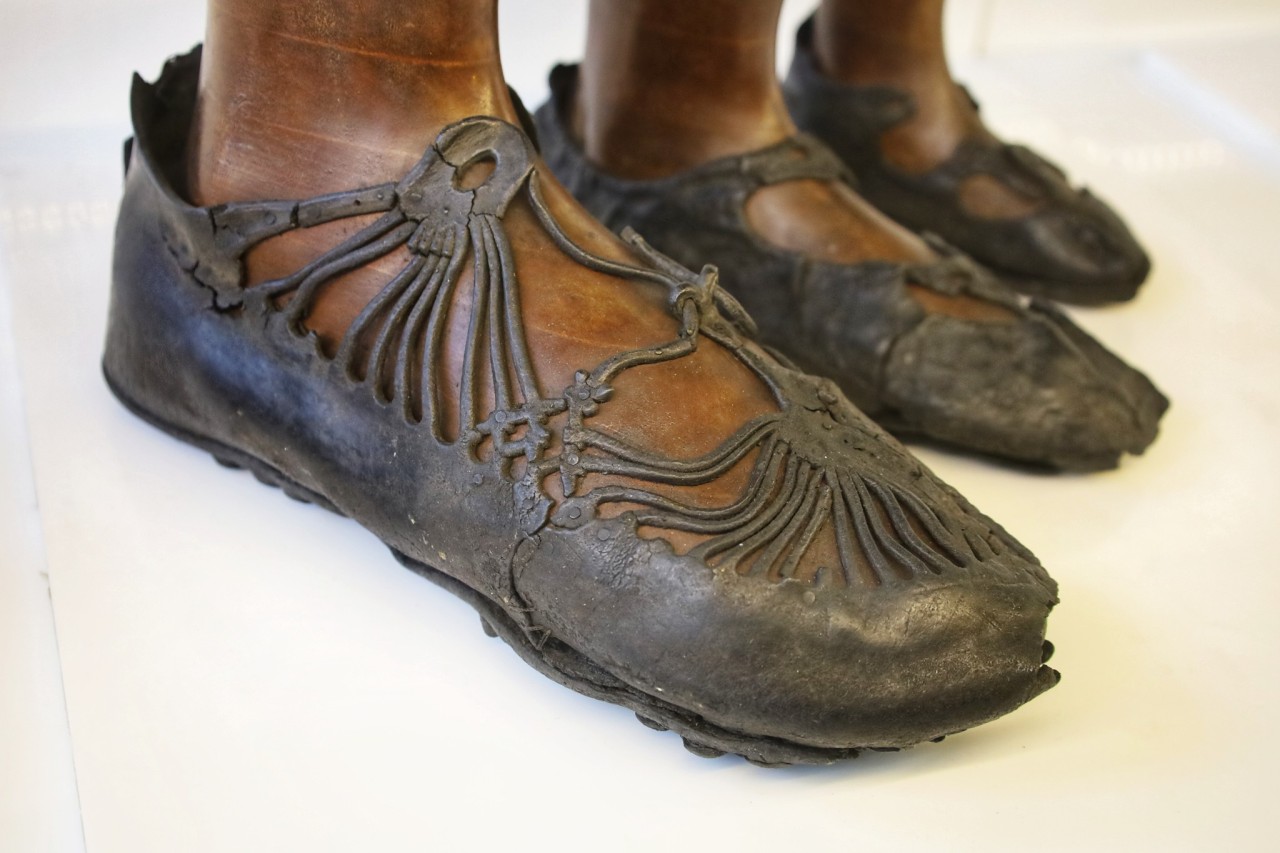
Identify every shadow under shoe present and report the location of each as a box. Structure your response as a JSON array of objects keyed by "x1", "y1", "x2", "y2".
[
  {"x1": 534, "y1": 64, "x2": 1168, "y2": 471},
  {"x1": 782, "y1": 17, "x2": 1152, "y2": 306},
  {"x1": 105, "y1": 48, "x2": 1059, "y2": 765}
]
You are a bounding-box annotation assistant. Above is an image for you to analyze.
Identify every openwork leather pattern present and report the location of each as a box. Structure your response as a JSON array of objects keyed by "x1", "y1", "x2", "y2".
[{"x1": 172, "y1": 117, "x2": 1020, "y2": 588}]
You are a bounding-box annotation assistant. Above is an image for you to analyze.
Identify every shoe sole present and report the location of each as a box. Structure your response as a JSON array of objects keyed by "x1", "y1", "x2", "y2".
[
  {"x1": 1000, "y1": 270, "x2": 1142, "y2": 307},
  {"x1": 105, "y1": 363, "x2": 977, "y2": 767}
]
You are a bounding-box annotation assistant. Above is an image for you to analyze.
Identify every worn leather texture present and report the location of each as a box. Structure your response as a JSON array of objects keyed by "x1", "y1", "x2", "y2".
[
  {"x1": 535, "y1": 64, "x2": 1168, "y2": 471},
  {"x1": 106, "y1": 49, "x2": 1060, "y2": 765},
  {"x1": 782, "y1": 18, "x2": 1151, "y2": 305}
]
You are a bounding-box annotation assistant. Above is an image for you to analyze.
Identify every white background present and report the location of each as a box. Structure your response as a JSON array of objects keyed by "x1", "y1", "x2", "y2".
[{"x1": 3, "y1": 0, "x2": 1279, "y2": 850}]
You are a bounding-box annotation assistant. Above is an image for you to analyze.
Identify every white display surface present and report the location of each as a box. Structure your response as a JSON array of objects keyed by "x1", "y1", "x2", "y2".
[{"x1": 3, "y1": 1, "x2": 1278, "y2": 850}]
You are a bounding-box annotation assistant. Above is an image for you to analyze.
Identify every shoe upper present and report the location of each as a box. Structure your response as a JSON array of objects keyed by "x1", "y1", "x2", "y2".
[{"x1": 107, "y1": 48, "x2": 1060, "y2": 755}]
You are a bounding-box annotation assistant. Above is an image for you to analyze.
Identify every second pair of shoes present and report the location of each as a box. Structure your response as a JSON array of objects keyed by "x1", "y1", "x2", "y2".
[{"x1": 535, "y1": 64, "x2": 1168, "y2": 472}]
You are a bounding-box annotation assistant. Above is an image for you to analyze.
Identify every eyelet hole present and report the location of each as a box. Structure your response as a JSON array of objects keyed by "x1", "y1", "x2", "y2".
[{"x1": 454, "y1": 154, "x2": 497, "y2": 191}]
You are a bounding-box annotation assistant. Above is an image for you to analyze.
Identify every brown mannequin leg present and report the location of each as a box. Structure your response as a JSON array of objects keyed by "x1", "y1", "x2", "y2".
[
  {"x1": 812, "y1": 0, "x2": 1037, "y2": 218},
  {"x1": 186, "y1": 0, "x2": 778, "y2": 515},
  {"x1": 574, "y1": 0, "x2": 932, "y2": 266},
  {"x1": 574, "y1": 0, "x2": 1009, "y2": 319}
]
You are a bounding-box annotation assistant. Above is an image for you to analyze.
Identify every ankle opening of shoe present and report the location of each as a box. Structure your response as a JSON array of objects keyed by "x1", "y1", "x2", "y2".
[{"x1": 744, "y1": 181, "x2": 934, "y2": 266}]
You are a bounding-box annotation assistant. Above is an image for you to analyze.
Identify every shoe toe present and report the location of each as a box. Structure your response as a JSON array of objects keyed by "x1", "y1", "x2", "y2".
[
  {"x1": 516, "y1": 389, "x2": 1058, "y2": 751},
  {"x1": 1018, "y1": 189, "x2": 1151, "y2": 303},
  {"x1": 883, "y1": 305, "x2": 1168, "y2": 470},
  {"x1": 1032, "y1": 299, "x2": 1170, "y2": 465},
  {"x1": 1018, "y1": 372, "x2": 1166, "y2": 471}
]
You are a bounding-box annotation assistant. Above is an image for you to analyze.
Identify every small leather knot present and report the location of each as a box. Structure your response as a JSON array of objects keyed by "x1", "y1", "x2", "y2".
[
  {"x1": 623, "y1": 227, "x2": 758, "y2": 339},
  {"x1": 685, "y1": 265, "x2": 759, "y2": 339}
]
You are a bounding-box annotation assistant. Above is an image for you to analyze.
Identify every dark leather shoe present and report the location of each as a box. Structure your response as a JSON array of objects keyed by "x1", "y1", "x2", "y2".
[
  {"x1": 534, "y1": 64, "x2": 1168, "y2": 471},
  {"x1": 782, "y1": 18, "x2": 1152, "y2": 306},
  {"x1": 106, "y1": 49, "x2": 1059, "y2": 765}
]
